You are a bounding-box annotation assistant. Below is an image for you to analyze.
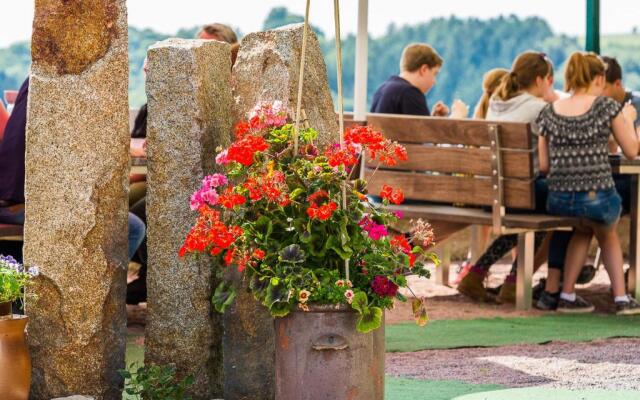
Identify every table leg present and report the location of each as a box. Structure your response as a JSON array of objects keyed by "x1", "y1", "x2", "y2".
[
  {"x1": 516, "y1": 231, "x2": 534, "y2": 310},
  {"x1": 435, "y1": 242, "x2": 451, "y2": 286},
  {"x1": 629, "y1": 175, "x2": 640, "y2": 299}
]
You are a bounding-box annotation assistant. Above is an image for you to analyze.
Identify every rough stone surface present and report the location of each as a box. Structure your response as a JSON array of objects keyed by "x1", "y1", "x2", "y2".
[
  {"x1": 144, "y1": 39, "x2": 233, "y2": 400},
  {"x1": 224, "y1": 24, "x2": 338, "y2": 400},
  {"x1": 51, "y1": 396, "x2": 95, "y2": 400},
  {"x1": 233, "y1": 23, "x2": 339, "y2": 147},
  {"x1": 24, "y1": 1, "x2": 129, "y2": 400}
]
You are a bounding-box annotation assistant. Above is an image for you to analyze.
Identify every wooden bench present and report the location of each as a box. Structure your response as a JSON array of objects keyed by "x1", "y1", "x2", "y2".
[
  {"x1": 364, "y1": 113, "x2": 580, "y2": 310},
  {"x1": 0, "y1": 223, "x2": 23, "y2": 241}
]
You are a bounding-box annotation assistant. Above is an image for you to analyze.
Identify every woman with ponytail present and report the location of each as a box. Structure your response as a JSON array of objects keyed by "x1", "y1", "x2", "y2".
[
  {"x1": 536, "y1": 51, "x2": 640, "y2": 314},
  {"x1": 473, "y1": 68, "x2": 509, "y2": 119},
  {"x1": 457, "y1": 51, "x2": 555, "y2": 302}
]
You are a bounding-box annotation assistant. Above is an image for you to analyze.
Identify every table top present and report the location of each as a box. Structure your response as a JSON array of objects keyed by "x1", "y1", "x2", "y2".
[{"x1": 610, "y1": 154, "x2": 640, "y2": 174}]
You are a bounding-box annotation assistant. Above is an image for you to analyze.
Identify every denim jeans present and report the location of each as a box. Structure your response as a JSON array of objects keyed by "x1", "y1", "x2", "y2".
[
  {"x1": 128, "y1": 212, "x2": 146, "y2": 261},
  {"x1": 548, "y1": 175, "x2": 630, "y2": 270},
  {"x1": 547, "y1": 187, "x2": 622, "y2": 227}
]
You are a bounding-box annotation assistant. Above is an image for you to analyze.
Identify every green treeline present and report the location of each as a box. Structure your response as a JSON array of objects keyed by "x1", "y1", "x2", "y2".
[{"x1": 1, "y1": 7, "x2": 638, "y2": 110}]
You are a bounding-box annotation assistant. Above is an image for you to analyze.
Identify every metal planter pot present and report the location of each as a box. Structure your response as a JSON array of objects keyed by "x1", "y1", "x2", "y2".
[
  {"x1": 0, "y1": 315, "x2": 31, "y2": 400},
  {"x1": 275, "y1": 304, "x2": 384, "y2": 400}
]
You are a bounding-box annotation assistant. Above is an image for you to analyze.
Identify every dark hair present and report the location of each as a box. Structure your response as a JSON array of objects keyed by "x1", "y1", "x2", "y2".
[
  {"x1": 494, "y1": 51, "x2": 553, "y2": 101},
  {"x1": 564, "y1": 51, "x2": 606, "y2": 92},
  {"x1": 602, "y1": 56, "x2": 622, "y2": 83}
]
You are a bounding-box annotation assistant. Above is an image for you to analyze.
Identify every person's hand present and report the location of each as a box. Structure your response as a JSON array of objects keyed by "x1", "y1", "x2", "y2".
[
  {"x1": 450, "y1": 99, "x2": 469, "y2": 119},
  {"x1": 130, "y1": 138, "x2": 147, "y2": 158},
  {"x1": 623, "y1": 102, "x2": 637, "y2": 125},
  {"x1": 431, "y1": 101, "x2": 449, "y2": 117}
]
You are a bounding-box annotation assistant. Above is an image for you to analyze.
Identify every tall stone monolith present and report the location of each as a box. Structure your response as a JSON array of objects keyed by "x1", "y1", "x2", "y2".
[
  {"x1": 144, "y1": 39, "x2": 233, "y2": 399},
  {"x1": 225, "y1": 23, "x2": 339, "y2": 400},
  {"x1": 24, "y1": 1, "x2": 129, "y2": 399}
]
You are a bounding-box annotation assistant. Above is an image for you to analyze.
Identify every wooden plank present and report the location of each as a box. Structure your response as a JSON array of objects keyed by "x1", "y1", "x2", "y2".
[
  {"x1": 367, "y1": 113, "x2": 532, "y2": 149},
  {"x1": 365, "y1": 145, "x2": 533, "y2": 178},
  {"x1": 380, "y1": 204, "x2": 579, "y2": 230},
  {"x1": 365, "y1": 169, "x2": 535, "y2": 209}
]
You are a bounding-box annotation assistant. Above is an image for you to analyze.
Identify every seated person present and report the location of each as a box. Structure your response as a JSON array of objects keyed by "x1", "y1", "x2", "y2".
[
  {"x1": 370, "y1": 43, "x2": 467, "y2": 118},
  {"x1": 536, "y1": 55, "x2": 640, "y2": 311},
  {"x1": 198, "y1": 22, "x2": 238, "y2": 43}
]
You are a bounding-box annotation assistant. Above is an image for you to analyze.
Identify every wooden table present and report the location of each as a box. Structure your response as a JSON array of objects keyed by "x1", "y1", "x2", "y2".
[{"x1": 610, "y1": 155, "x2": 640, "y2": 299}]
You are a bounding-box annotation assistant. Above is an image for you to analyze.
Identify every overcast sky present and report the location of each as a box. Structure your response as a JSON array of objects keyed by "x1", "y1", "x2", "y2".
[{"x1": 1, "y1": 0, "x2": 637, "y2": 47}]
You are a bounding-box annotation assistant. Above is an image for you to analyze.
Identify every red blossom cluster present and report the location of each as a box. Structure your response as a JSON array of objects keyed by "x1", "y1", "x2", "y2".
[
  {"x1": 345, "y1": 126, "x2": 408, "y2": 166},
  {"x1": 306, "y1": 190, "x2": 338, "y2": 221},
  {"x1": 379, "y1": 185, "x2": 405, "y2": 205},
  {"x1": 371, "y1": 275, "x2": 399, "y2": 297},
  {"x1": 390, "y1": 234, "x2": 417, "y2": 268},
  {"x1": 218, "y1": 187, "x2": 247, "y2": 209},
  {"x1": 242, "y1": 171, "x2": 291, "y2": 206},
  {"x1": 179, "y1": 207, "x2": 243, "y2": 259},
  {"x1": 226, "y1": 135, "x2": 269, "y2": 166}
]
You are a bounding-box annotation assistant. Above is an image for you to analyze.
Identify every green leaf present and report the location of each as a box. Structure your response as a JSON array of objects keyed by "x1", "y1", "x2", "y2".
[
  {"x1": 356, "y1": 306, "x2": 383, "y2": 333},
  {"x1": 269, "y1": 301, "x2": 292, "y2": 317},
  {"x1": 289, "y1": 188, "x2": 304, "y2": 200},
  {"x1": 351, "y1": 291, "x2": 368, "y2": 314},
  {"x1": 412, "y1": 298, "x2": 429, "y2": 327},
  {"x1": 211, "y1": 281, "x2": 237, "y2": 313}
]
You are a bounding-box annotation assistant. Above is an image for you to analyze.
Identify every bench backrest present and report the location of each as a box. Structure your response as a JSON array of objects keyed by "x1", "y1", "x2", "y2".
[{"x1": 363, "y1": 113, "x2": 536, "y2": 210}]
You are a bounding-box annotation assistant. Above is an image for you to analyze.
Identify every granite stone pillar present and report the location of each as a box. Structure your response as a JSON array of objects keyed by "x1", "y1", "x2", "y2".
[
  {"x1": 144, "y1": 39, "x2": 233, "y2": 399},
  {"x1": 225, "y1": 23, "x2": 339, "y2": 400},
  {"x1": 24, "y1": 1, "x2": 130, "y2": 399}
]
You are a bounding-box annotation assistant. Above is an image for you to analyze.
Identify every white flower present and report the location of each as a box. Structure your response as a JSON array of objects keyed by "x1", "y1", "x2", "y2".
[{"x1": 344, "y1": 290, "x2": 354, "y2": 304}]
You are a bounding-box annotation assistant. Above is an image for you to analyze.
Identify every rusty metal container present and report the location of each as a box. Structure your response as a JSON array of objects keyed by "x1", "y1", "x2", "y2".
[
  {"x1": 0, "y1": 315, "x2": 31, "y2": 400},
  {"x1": 275, "y1": 304, "x2": 384, "y2": 400}
]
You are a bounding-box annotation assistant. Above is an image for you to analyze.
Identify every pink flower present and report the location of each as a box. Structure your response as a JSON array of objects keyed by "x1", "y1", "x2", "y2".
[
  {"x1": 344, "y1": 290, "x2": 354, "y2": 304},
  {"x1": 190, "y1": 190, "x2": 205, "y2": 210},
  {"x1": 358, "y1": 216, "x2": 389, "y2": 240},
  {"x1": 201, "y1": 189, "x2": 219, "y2": 205},
  {"x1": 215, "y1": 149, "x2": 230, "y2": 165},
  {"x1": 203, "y1": 173, "x2": 228, "y2": 189},
  {"x1": 393, "y1": 211, "x2": 404, "y2": 219},
  {"x1": 371, "y1": 275, "x2": 398, "y2": 297}
]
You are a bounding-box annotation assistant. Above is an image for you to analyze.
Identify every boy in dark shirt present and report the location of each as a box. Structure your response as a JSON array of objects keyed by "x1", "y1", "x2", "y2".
[{"x1": 371, "y1": 43, "x2": 467, "y2": 117}]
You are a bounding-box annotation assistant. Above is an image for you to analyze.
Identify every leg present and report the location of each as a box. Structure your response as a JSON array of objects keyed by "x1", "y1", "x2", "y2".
[
  {"x1": 561, "y1": 228, "x2": 592, "y2": 295},
  {"x1": 516, "y1": 231, "x2": 535, "y2": 310},
  {"x1": 545, "y1": 230, "x2": 573, "y2": 293},
  {"x1": 128, "y1": 212, "x2": 146, "y2": 261},
  {"x1": 591, "y1": 221, "x2": 626, "y2": 298}
]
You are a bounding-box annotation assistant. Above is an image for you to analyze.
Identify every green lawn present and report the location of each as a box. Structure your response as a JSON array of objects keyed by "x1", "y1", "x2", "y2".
[{"x1": 386, "y1": 314, "x2": 640, "y2": 352}]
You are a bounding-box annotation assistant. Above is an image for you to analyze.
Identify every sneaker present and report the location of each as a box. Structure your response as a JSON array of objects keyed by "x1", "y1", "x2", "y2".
[
  {"x1": 457, "y1": 268, "x2": 487, "y2": 301},
  {"x1": 497, "y1": 281, "x2": 516, "y2": 304},
  {"x1": 615, "y1": 297, "x2": 640, "y2": 316},
  {"x1": 454, "y1": 261, "x2": 473, "y2": 285},
  {"x1": 557, "y1": 295, "x2": 595, "y2": 314},
  {"x1": 535, "y1": 291, "x2": 560, "y2": 311},
  {"x1": 532, "y1": 279, "x2": 546, "y2": 302}
]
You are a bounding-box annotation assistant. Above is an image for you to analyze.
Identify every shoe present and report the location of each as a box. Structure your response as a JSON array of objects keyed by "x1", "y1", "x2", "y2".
[
  {"x1": 457, "y1": 268, "x2": 487, "y2": 301},
  {"x1": 454, "y1": 261, "x2": 473, "y2": 285},
  {"x1": 615, "y1": 297, "x2": 640, "y2": 316},
  {"x1": 557, "y1": 295, "x2": 595, "y2": 314},
  {"x1": 535, "y1": 291, "x2": 560, "y2": 311},
  {"x1": 497, "y1": 281, "x2": 516, "y2": 304},
  {"x1": 576, "y1": 264, "x2": 597, "y2": 285},
  {"x1": 532, "y1": 279, "x2": 546, "y2": 301}
]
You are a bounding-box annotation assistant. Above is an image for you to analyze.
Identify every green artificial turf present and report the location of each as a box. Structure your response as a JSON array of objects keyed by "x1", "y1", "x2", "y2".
[
  {"x1": 386, "y1": 314, "x2": 640, "y2": 352},
  {"x1": 385, "y1": 377, "x2": 504, "y2": 400},
  {"x1": 453, "y1": 387, "x2": 640, "y2": 400}
]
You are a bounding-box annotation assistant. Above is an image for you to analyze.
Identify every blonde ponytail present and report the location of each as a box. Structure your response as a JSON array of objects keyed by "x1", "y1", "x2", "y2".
[
  {"x1": 494, "y1": 51, "x2": 553, "y2": 101},
  {"x1": 474, "y1": 68, "x2": 509, "y2": 119},
  {"x1": 564, "y1": 51, "x2": 605, "y2": 92}
]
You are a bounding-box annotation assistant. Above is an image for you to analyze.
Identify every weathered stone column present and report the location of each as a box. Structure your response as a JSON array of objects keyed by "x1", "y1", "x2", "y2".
[
  {"x1": 144, "y1": 39, "x2": 233, "y2": 399},
  {"x1": 225, "y1": 23, "x2": 338, "y2": 400},
  {"x1": 24, "y1": 1, "x2": 129, "y2": 399}
]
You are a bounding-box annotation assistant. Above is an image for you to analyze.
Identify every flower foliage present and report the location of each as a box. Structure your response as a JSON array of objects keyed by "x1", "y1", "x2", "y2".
[
  {"x1": 0, "y1": 255, "x2": 39, "y2": 307},
  {"x1": 180, "y1": 101, "x2": 437, "y2": 332}
]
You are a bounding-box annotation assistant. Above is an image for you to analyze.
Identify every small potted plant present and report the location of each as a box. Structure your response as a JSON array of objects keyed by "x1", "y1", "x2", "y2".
[
  {"x1": 180, "y1": 101, "x2": 436, "y2": 399},
  {"x1": 0, "y1": 255, "x2": 38, "y2": 399}
]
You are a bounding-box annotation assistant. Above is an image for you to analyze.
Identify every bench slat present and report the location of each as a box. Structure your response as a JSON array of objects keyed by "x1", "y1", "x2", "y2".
[
  {"x1": 367, "y1": 113, "x2": 532, "y2": 149},
  {"x1": 382, "y1": 204, "x2": 579, "y2": 230},
  {"x1": 0, "y1": 223, "x2": 24, "y2": 239},
  {"x1": 365, "y1": 145, "x2": 533, "y2": 178},
  {"x1": 366, "y1": 169, "x2": 535, "y2": 209}
]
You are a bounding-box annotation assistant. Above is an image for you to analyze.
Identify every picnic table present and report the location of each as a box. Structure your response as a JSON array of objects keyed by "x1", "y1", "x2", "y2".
[{"x1": 610, "y1": 154, "x2": 640, "y2": 299}]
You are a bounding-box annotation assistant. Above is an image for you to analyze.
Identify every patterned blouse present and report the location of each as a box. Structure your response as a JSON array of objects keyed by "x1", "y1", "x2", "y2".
[{"x1": 536, "y1": 96, "x2": 622, "y2": 192}]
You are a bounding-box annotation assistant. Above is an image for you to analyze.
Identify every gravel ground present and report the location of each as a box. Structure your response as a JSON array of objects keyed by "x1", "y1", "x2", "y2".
[{"x1": 386, "y1": 338, "x2": 640, "y2": 390}]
